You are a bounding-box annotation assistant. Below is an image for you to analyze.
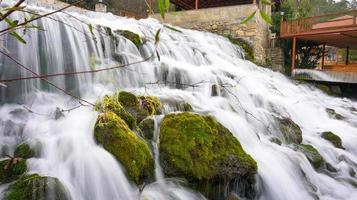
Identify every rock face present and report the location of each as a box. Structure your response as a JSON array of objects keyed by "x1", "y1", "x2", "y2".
[
  {"x1": 94, "y1": 112, "x2": 154, "y2": 184},
  {"x1": 296, "y1": 144, "x2": 324, "y2": 169},
  {"x1": 278, "y1": 118, "x2": 303, "y2": 144},
  {"x1": 4, "y1": 174, "x2": 70, "y2": 200},
  {"x1": 321, "y1": 131, "x2": 344, "y2": 149},
  {"x1": 159, "y1": 112, "x2": 257, "y2": 200}
]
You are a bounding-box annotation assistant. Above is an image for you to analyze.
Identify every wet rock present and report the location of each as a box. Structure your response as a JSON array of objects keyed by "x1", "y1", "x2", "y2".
[
  {"x1": 0, "y1": 159, "x2": 27, "y2": 184},
  {"x1": 54, "y1": 107, "x2": 65, "y2": 120},
  {"x1": 226, "y1": 193, "x2": 240, "y2": 200},
  {"x1": 330, "y1": 86, "x2": 342, "y2": 96},
  {"x1": 119, "y1": 30, "x2": 142, "y2": 48},
  {"x1": 211, "y1": 84, "x2": 218, "y2": 96},
  {"x1": 139, "y1": 96, "x2": 163, "y2": 115},
  {"x1": 139, "y1": 118, "x2": 155, "y2": 140},
  {"x1": 94, "y1": 112, "x2": 154, "y2": 184},
  {"x1": 278, "y1": 118, "x2": 303, "y2": 144},
  {"x1": 9, "y1": 108, "x2": 29, "y2": 121},
  {"x1": 117, "y1": 91, "x2": 150, "y2": 123},
  {"x1": 4, "y1": 174, "x2": 71, "y2": 200},
  {"x1": 325, "y1": 163, "x2": 337, "y2": 173},
  {"x1": 316, "y1": 84, "x2": 331, "y2": 94},
  {"x1": 269, "y1": 137, "x2": 282, "y2": 145},
  {"x1": 296, "y1": 144, "x2": 324, "y2": 169},
  {"x1": 321, "y1": 131, "x2": 344, "y2": 149},
  {"x1": 159, "y1": 112, "x2": 257, "y2": 200},
  {"x1": 326, "y1": 108, "x2": 344, "y2": 120}
]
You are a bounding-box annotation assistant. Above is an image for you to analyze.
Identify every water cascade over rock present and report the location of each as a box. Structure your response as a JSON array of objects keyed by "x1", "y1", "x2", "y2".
[{"x1": 0, "y1": 1, "x2": 357, "y2": 200}]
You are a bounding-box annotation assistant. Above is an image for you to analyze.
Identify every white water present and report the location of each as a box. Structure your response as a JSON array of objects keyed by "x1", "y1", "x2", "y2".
[{"x1": 0, "y1": 1, "x2": 357, "y2": 200}]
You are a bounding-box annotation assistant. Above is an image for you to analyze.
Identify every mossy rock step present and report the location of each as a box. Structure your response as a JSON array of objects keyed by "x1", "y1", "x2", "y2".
[
  {"x1": 95, "y1": 91, "x2": 162, "y2": 129},
  {"x1": 119, "y1": 30, "x2": 142, "y2": 48},
  {"x1": 278, "y1": 117, "x2": 303, "y2": 144},
  {"x1": 296, "y1": 144, "x2": 324, "y2": 169},
  {"x1": 321, "y1": 131, "x2": 344, "y2": 149},
  {"x1": 94, "y1": 112, "x2": 154, "y2": 184},
  {"x1": 4, "y1": 174, "x2": 70, "y2": 200},
  {"x1": 159, "y1": 112, "x2": 257, "y2": 199},
  {"x1": 0, "y1": 159, "x2": 27, "y2": 184}
]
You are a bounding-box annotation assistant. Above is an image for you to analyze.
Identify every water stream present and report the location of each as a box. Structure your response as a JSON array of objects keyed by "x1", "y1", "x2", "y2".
[{"x1": 0, "y1": 1, "x2": 357, "y2": 200}]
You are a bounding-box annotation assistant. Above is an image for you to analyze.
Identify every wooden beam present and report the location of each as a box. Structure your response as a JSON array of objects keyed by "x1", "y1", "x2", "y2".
[
  {"x1": 292, "y1": 37, "x2": 297, "y2": 72},
  {"x1": 196, "y1": 0, "x2": 199, "y2": 9},
  {"x1": 321, "y1": 44, "x2": 326, "y2": 69}
]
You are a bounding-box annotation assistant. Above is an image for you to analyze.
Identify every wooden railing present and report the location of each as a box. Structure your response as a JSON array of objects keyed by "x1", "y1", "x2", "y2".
[{"x1": 281, "y1": 10, "x2": 357, "y2": 38}]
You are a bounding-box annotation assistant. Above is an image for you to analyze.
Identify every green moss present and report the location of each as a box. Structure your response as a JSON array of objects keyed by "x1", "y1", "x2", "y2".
[
  {"x1": 278, "y1": 118, "x2": 303, "y2": 144},
  {"x1": 296, "y1": 144, "x2": 324, "y2": 169},
  {"x1": 139, "y1": 118, "x2": 155, "y2": 140},
  {"x1": 94, "y1": 112, "x2": 154, "y2": 184},
  {"x1": 269, "y1": 137, "x2": 282, "y2": 146},
  {"x1": 228, "y1": 36, "x2": 254, "y2": 62},
  {"x1": 316, "y1": 84, "x2": 331, "y2": 94},
  {"x1": 120, "y1": 30, "x2": 142, "y2": 48},
  {"x1": 321, "y1": 131, "x2": 344, "y2": 149},
  {"x1": 159, "y1": 112, "x2": 257, "y2": 199},
  {"x1": 14, "y1": 143, "x2": 35, "y2": 159},
  {"x1": 95, "y1": 94, "x2": 137, "y2": 130},
  {"x1": 0, "y1": 159, "x2": 27, "y2": 184},
  {"x1": 139, "y1": 96, "x2": 163, "y2": 115},
  {"x1": 4, "y1": 174, "x2": 70, "y2": 200},
  {"x1": 182, "y1": 103, "x2": 193, "y2": 112}
]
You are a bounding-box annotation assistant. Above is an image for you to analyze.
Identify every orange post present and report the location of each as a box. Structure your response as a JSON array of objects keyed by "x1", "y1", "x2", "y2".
[
  {"x1": 195, "y1": 0, "x2": 199, "y2": 9},
  {"x1": 292, "y1": 37, "x2": 297, "y2": 72},
  {"x1": 149, "y1": 0, "x2": 152, "y2": 14},
  {"x1": 321, "y1": 44, "x2": 326, "y2": 70}
]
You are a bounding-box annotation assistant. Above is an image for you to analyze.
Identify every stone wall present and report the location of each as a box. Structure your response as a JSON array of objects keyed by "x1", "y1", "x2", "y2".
[
  {"x1": 267, "y1": 48, "x2": 284, "y2": 72},
  {"x1": 152, "y1": 4, "x2": 270, "y2": 64}
]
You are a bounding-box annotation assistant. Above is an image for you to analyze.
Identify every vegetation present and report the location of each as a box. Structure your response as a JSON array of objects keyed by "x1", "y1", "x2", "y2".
[
  {"x1": 120, "y1": 30, "x2": 142, "y2": 48},
  {"x1": 296, "y1": 144, "x2": 324, "y2": 169},
  {"x1": 159, "y1": 112, "x2": 257, "y2": 199},
  {"x1": 0, "y1": 159, "x2": 27, "y2": 184},
  {"x1": 228, "y1": 36, "x2": 255, "y2": 62},
  {"x1": 14, "y1": 143, "x2": 36, "y2": 159}
]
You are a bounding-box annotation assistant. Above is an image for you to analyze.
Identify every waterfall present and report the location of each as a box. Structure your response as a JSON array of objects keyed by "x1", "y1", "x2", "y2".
[{"x1": 0, "y1": 1, "x2": 357, "y2": 200}]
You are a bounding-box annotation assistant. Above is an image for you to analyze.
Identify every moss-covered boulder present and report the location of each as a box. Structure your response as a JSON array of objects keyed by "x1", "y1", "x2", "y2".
[
  {"x1": 117, "y1": 91, "x2": 150, "y2": 123},
  {"x1": 139, "y1": 118, "x2": 155, "y2": 140},
  {"x1": 94, "y1": 112, "x2": 154, "y2": 184},
  {"x1": 321, "y1": 131, "x2": 344, "y2": 149},
  {"x1": 120, "y1": 30, "x2": 142, "y2": 48},
  {"x1": 0, "y1": 159, "x2": 27, "y2": 184},
  {"x1": 139, "y1": 96, "x2": 163, "y2": 115},
  {"x1": 159, "y1": 112, "x2": 257, "y2": 199},
  {"x1": 278, "y1": 118, "x2": 303, "y2": 144},
  {"x1": 95, "y1": 94, "x2": 137, "y2": 130},
  {"x1": 4, "y1": 174, "x2": 70, "y2": 200},
  {"x1": 296, "y1": 144, "x2": 324, "y2": 169}
]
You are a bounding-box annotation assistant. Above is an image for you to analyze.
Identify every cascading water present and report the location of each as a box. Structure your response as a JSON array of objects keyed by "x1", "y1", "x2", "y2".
[{"x1": 0, "y1": 1, "x2": 357, "y2": 200}]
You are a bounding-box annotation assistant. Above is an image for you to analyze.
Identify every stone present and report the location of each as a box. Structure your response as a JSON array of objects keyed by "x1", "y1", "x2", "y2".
[
  {"x1": 296, "y1": 144, "x2": 324, "y2": 169},
  {"x1": 321, "y1": 131, "x2": 344, "y2": 149},
  {"x1": 326, "y1": 108, "x2": 344, "y2": 120},
  {"x1": 278, "y1": 118, "x2": 303, "y2": 144},
  {"x1": 159, "y1": 112, "x2": 257, "y2": 199},
  {"x1": 94, "y1": 112, "x2": 154, "y2": 184},
  {"x1": 139, "y1": 118, "x2": 155, "y2": 140},
  {"x1": 4, "y1": 174, "x2": 70, "y2": 200},
  {"x1": 269, "y1": 137, "x2": 282, "y2": 145}
]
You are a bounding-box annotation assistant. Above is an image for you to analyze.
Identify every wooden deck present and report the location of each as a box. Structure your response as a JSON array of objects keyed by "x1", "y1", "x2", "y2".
[{"x1": 322, "y1": 64, "x2": 357, "y2": 72}]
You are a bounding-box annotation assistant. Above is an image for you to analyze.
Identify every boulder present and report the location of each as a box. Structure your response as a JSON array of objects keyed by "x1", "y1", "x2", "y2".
[
  {"x1": 159, "y1": 112, "x2": 257, "y2": 199},
  {"x1": 4, "y1": 174, "x2": 70, "y2": 200},
  {"x1": 139, "y1": 118, "x2": 155, "y2": 140},
  {"x1": 296, "y1": 144, "x2": 324, "y2": 169},
  {"x1": 321, "y1": 131, "x2": 344, "y2": 149},
  {"x1": 278, "y1": 118, "x2": 303, "y2": 144},
  {"x1": 94, "y1": 112, "x2": 154, "y2": 184}
]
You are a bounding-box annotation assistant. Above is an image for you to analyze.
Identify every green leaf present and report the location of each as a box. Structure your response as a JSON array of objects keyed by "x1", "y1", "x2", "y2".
[
  {"x1": 154, "y1": 29, "x2": 161, "y2": 45},
  {"x1": 260, "y1": 10, "x2": 272, "y2": 24},
  {"x1": 164, "y1": 25, "x2": 182, "y2": 33},
  {"x1": 165, "y1": 0, "x2": 170, "y2": 12},
  {"x1": 240, "y1": 11, "x2": 256, "y2": 25},
  {"x1": 261, "y1": 0, "x2": 271, "y2": 5},
  {"x1": 9, "y1": 32, "x2": 26, "y2": 44},
  {"x1": 88, "y1": 24, "x2": 94, "y2": 35},
  {"x1": 158, "y1": 0, "x2": 165, "y2": 19},
  {"x1": 4, "y1": 17, "x2": 18, "y2": 28}
]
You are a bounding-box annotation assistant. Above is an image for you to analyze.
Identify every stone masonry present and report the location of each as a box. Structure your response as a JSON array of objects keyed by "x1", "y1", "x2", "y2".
[{"x1": 152, "y1": 4, "x2": 270, "y2": 64}]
